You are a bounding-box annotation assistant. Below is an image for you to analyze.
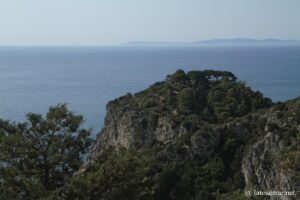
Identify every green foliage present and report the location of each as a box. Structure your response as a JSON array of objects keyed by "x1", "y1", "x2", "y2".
[
  {"x1": 59, "y1": 147, "x2": 234, "y2": 200},
  {"x1": 201, "y1": 156, "x2": 225, "y2": 179},
  {"x1": 1, "y1": 69, "x2": 295, "y2": 200},
  {"x1": 0, "y1": 104, "x2": 92, "y2": 200},
  {"x1": 178, "y1": 87, "x2": 195, "y2": 113},
  {"x1": 58, "y1": 148, "x2": 150, "y2": 200},
  {"x1": 221, "y1": 190, "x2": 247, "y2": 200},
  {"x1": 295, "y1": 110, "x2": 300, "y2": 124},
  {"x1": 168, "y1": 69, "x2": 189, "y2": 85},
  {"x1": 275, "y1": 102, "x2": 286, "y2": 111},
  {"x1": 132, "y1": 69, "x2": 272, "y2": 126}
]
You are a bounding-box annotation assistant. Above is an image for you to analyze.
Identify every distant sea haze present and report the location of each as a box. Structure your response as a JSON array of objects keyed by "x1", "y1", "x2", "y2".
[{"x1": 0, "y1": 45, "x2": 299, "y2": 135}]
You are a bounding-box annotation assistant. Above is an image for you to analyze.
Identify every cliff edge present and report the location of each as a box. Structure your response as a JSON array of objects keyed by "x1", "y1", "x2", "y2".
[{"x1": 80, "y1": 70, "x2": 299, "y2": 200}]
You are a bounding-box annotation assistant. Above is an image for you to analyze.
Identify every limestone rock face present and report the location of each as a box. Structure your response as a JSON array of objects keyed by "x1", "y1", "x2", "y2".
[
  {"x1": 91, "y1": 103, "x2": 186, "y2": 160},
  {"x1": 242, "y1": 132, "x2": 295, "y2": 200},
  {"x1": 242, "y1": 107, "x2": 300, "y2": 200}
]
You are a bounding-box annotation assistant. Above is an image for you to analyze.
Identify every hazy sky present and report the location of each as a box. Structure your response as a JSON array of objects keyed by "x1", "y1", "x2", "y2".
[{"x1": 1, "y1": 0, "x2": 299, "y2": 45}]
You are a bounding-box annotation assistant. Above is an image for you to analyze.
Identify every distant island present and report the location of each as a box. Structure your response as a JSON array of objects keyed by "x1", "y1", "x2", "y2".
[{"x1": 125, "y1": 38, "x2": 300, "y2": 45}]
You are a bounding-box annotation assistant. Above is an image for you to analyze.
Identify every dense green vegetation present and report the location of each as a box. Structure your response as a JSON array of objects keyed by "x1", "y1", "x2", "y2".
[
  {"x1": 0, "y1": 104, "x2": 92, "y2": 199},
  {"x1": 0, "y1": 70, "x2": 298, "y2": 200},
  {"x1": 110, "y1": 69, "x2": 272, "y2": 128}
]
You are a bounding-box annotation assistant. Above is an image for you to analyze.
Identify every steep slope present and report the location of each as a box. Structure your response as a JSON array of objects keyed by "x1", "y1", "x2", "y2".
[
  {"x1": 61, "y1": 70, "x2": 299, "y2": 200},
  {"x1": 242, "y1": 98, "x2": 300, "y2": 200},
  {"x1": 91, "y1": 69, "x2": 272, "y2": 159}
]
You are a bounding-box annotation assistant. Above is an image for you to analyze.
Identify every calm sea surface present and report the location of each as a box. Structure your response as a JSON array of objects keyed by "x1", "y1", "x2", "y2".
[{"x1": 0, "y1": 45, "x2": 299, "y2": 134}]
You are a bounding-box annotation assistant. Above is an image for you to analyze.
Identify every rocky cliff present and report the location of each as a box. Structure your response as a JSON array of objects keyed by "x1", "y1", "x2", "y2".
[
  {"x1": 91, "y1": 99, "x2": 187, "y2": 159},
  {"x1": 91, "y1": 70, "x2": 271, "y2": 159},
  {"x1": 85, "y1": 70, "x2": 299, "y2": 200},
  {"x1": 242, "y1": 99, "x2": 300, "y2": 200}
]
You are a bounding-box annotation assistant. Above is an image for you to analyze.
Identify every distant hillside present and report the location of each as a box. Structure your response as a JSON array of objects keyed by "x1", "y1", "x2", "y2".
[
  {"x1": 194, "y1": 38, "x2": 300, "y2": 45},
  {"x1": 125, "y1": 38, "x2": 300, "y2": 45},
  {"x1": 125, "y1": 41, "x2": 186, "y2": 45}
]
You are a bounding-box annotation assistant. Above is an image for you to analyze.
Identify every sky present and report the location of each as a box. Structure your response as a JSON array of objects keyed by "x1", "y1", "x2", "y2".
[{"x1": 0, "y1": 0, "x2": 299, "y2": 45}]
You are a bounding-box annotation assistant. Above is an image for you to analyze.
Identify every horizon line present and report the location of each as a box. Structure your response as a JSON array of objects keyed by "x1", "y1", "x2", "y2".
[{"x1": 1, "y1": 37, "x2": 300, "y2": 47}]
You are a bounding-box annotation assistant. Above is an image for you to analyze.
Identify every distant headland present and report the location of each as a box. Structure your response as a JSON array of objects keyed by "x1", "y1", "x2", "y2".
[{"x1": 125, "y1": 38, "x2": 300, "y2": 45}]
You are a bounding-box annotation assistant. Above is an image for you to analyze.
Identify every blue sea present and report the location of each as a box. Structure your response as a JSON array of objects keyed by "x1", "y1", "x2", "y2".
[{"x1": 0, "y1": 45, "x2": 299, "y2": 134}]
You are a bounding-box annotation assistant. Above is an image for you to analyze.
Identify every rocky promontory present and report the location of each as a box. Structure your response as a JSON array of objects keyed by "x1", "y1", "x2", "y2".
[{"x1": 81, "y1": 70, "x2": 299, "y2": 200}]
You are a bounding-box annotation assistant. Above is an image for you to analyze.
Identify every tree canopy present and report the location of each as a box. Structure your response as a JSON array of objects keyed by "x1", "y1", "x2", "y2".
[{"x1": 0, "y1": 104, "x2": 92, "y2": 199}]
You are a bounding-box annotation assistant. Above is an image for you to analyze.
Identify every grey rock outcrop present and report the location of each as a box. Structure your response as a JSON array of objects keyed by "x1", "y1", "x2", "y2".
[
  {"x1": 91, "y1": 102, "x2": 187, "y2": 160},
  {"x1": 242, "y1": 131, "x2": 296, "y2": 200},
  {"x1": 242, "y1": 107, "x2": 300, "y2": 200}
]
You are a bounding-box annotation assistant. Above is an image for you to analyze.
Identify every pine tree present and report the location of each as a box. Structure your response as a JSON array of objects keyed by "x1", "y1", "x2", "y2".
[{"x1": 0, "y1": 104, "x2": 92, "y2": 199}]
